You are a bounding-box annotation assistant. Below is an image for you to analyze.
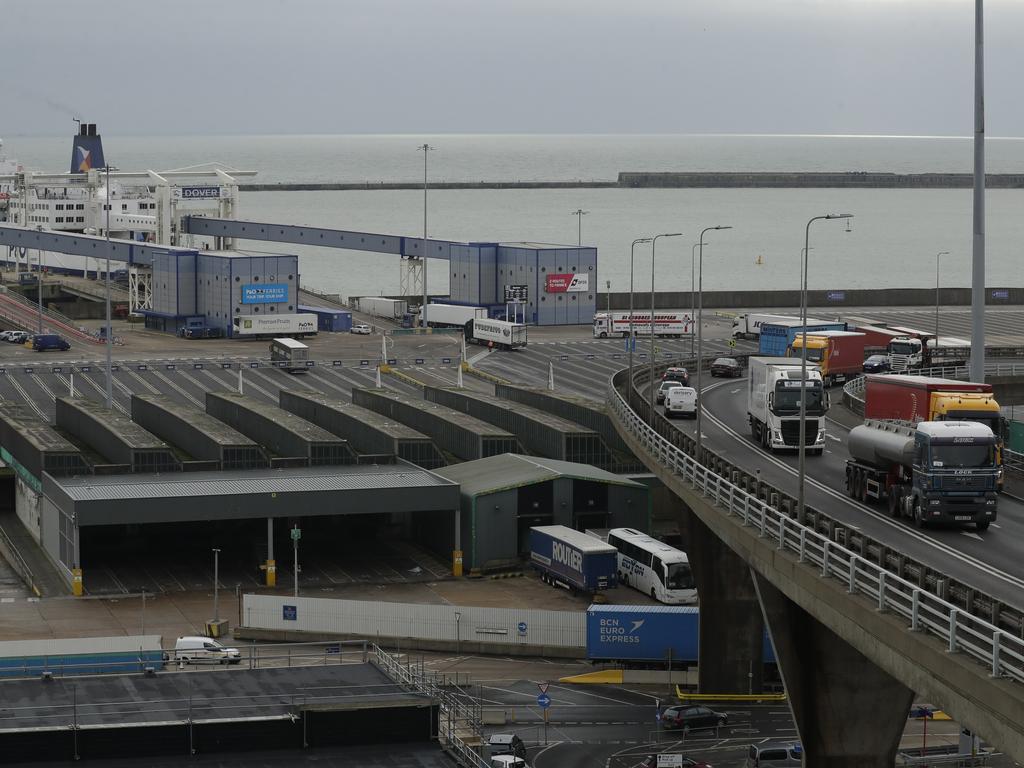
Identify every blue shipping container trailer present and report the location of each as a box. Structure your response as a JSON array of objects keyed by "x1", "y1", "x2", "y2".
[
  {"x1": 298, "y1": 305, "x2": 352, "y2": 332},
  {"x1": 529, "y1": 525, "x2": 618, "y2": 593},
  {"x1": 0, "y1": 635, "x2": 165, "y2": 678},
  {"x1": 758, "y1": 319, "x2": 848, "y2": 357}
]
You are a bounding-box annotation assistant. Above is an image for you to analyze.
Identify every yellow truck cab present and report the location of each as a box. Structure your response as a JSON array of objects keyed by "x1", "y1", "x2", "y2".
[
  {"x1": 789, "y1": 331, "x2": 866, "y2": 387},
  {"x1": 929, "y1": 391, "x2": 1005, "y2": 491}
]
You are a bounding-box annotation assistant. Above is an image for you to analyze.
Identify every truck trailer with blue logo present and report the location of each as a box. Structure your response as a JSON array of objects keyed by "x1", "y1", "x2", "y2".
[
  {"x1": 529, "y1": 525, "x2": 617, "y2": 594},
  {"x1": 758, "y1": 319, "x2": 848, "y2": 357}
]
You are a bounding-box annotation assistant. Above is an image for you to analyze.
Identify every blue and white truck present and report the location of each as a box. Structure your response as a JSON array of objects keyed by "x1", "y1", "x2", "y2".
[
  {"x1": 758, "y1": 318, "x2": 848, "y2": 357},
  {"x1": 529, "y1": 525, "x2": 617, "y2": 593}
]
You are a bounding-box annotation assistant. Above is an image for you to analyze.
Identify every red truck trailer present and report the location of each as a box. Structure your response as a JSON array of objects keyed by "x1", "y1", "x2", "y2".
[{"x1": 863, "y1": 374, "x2": 994, "y2": 422}]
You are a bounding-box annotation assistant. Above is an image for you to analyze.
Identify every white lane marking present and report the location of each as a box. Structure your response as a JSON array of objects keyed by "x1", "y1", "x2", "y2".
[
  {"x1": 961, "y1": 532, "x2": 984, "y2": 542},
  {"x1": 827, "y1": 434, "x2": 842, "y2": 442}
]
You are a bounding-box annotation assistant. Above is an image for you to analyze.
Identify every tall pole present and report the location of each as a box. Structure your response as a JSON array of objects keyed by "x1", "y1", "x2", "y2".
[
  {"x1": 935, "y1": 251, "x2": 949, "y2": 345},
  {"x1": 418, "y1": 144, "x2": 433, "y2": 327},
  {"x1": 798, "y1": 214, "x2": 852, "y2": 526},
  {"x1": 141, "y1": 587, "x2": 146, "y2": 635},
  {"x1": 606, "y1": 279, "x2": 611, "y2": 312},
  {"x1": 649, "y1": 233, "x2": 683, "y2": 420},
  {"x1": 970, "y1": 0, "x2": 986, "y2": 383},
  {"x1": 36, "y1": 235, "x2": 43, "y2": 334},
  {"x1": 628, "y1": 238, "x2": 652, "y2": 410},
  {"x1": 293, "y1": 528, "x2": 299, "y2": 598},
  {"x1": 572, "y1": 209, "x2": 589, "y2": 246},
  {"x1": 104, "y1": 164, "x2": 113, "y2": 409},
  {"x1": 690, "y1": 242, "x2": 704, "y2": 356},
  {"x1": 212, "y1": 548, "x2": 220, "y2": 623},
  {"x1": 695, "y1": 227, "x2": 732, "y2": 458}
]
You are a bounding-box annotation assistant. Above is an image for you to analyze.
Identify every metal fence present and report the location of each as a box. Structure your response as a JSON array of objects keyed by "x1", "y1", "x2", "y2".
[
  {"x1": 606, "y1": 372, "x2": 1024, "y2": 690},
  {"x1": 243, "y1": 594, "x2": 586, "y2": 650}
]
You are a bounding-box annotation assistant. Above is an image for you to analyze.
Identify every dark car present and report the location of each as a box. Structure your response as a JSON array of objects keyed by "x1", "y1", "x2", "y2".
[
  {"x1": 662, "y1": 366, "x2": 690, "y2": 385},
  {"x1": 862, "y1": 354, "x2": 890, "y2": 374},
  {"x1": 642, "y1": 755, "x2": 712, "y2": 768},
  {"x1": 710, "y1": 357, "x2": 742, "y2": 378},
  {"x1": 30, "y1": 334, "x2": 70, "y2": 352},
  {"x1": 487, "y1": 733, "x2": 527, "y2": 761},
  {"x1": 660, "y1": 704, "x2": 728, "y2": 732}
]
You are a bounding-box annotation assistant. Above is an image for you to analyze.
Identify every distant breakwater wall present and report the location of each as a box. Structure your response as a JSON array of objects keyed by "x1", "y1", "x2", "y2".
[{"x1": 241, "y1": 172, "x2": 1024, "y2": 192}]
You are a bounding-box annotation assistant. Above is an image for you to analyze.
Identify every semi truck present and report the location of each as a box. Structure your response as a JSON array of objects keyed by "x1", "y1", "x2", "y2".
[
  {"x1": 529, "y1": 525, "x2": 617, "y2": 594},
  {"x1": 789, "y1": 331, "x2": 867, "y2": 387},
  {"x1": 845, "y1": 419, "x2": 998, "y2": 530},
  {"x1": 864, "y1": 374, "x2": 1006, "y2": 490},
  {"x1": 421, "y1": 303, "x2": 488, "y2": 328},
  {"x1": 464, "y1": 318, "x2": 528, "y2": 349},
  {"x1": 357, "y1": 296, "x2": 408, "y2": 320},
  {"x1": 232, "y1": 313, "x2": 317, "y2": 338},
  {"x1": 731, "y1": 313, "x2": 799, "y2": 340},
  {"x1": 886, "y1": 331, "x2": 971, "y2": 371},
  {"x1": 592, "y1": 311, "x2": 691, "y2": 339},
  {"x1": 747, "y1": 356, "x2": 828, "y2": 453},
  {"x1": 269, "y1": 337, "x2": 309, "y2": 373},
  {"x1": 757, "y1": 319, "x2": 848, "y2": 357}
]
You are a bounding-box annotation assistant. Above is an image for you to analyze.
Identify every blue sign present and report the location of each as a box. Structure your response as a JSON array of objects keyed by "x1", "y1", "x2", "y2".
[
  {"x1": 283, "y1": 605, "x2": 297, "y2": 621},
  {"x1": 517, "y1": 621, "x2": 528, "y2": 634},
  {"x1": 537, "y1": 693, "x2": 551, "y2": 709},
  {"x1": 325, "y1": 644, "x2": 340, "y2": 654},
  {"x1": 992, "y1": 289, "x2": 1010, "y2": 300},
  {"x1": 827, "y1": 290, "x2": 846, "y2": 301},
  {"x1": 241, "y1": 283, "x2": 289, "y2": 304}
]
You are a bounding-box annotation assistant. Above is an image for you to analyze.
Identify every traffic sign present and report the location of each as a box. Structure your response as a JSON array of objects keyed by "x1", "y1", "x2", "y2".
[
  {"x1": 537, "y1": 681, "x2": 549, "y2": 694},
  {"x1": 291, "y1": 527, "x2": 302, "y2": 541},
  {"x1": 537, "y1": 693, "x2": 551, "y2": 709},
  {"x1": 518, "y1": 622, "x2": 528, "y2": 635},
  {"x1": 728, "y1": 339, "x2": 737, "y2": 348}
]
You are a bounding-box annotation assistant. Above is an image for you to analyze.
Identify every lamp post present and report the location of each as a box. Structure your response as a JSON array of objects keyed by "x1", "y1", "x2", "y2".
[
  {"x1": 606, "y1": 279, "x2": 611, "y2": 312},
  {"x1": 628, "y1": 238, "x2": 653, "y2": 410},
  {"x1": 418, "y1": 144, "x2": 434, "y2": 327},
  {"x1": 690, "y1": 242, "x2": 706, "y2": 355},
  {"x1": 649, "y1": 233, "x2": 683, "y2": 420},
  {"x1": 102, "y1": 163, "x2": 117, "y2": 409},
  {"x1": 36, "y1": 227, "x2": 44, "y2": 334},
  {"x1": 571, "y1": 209, "x2": 589, "y2": 246},
  {"x1": 695, "y1": 227, "x2": 732, "y2": 458},
  {"x1": 212, "y1": 548, "x2": 221, "y2": 623},
  {"x1": 797, "y1": 214, "x2": 853, "y2": 525},
  {"x1": 935, "y1": 251, "x2": 949, "y2": 345}
]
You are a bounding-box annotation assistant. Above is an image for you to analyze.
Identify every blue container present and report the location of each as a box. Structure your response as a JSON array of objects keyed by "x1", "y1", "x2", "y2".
[
  {"x1": 529, "y1": 525, "x2": 618, "y2": 592},
  {"x1": 298, "y1": 305, "x2": 352, "y2": 332},
  {"x1": 758, "y1": 321, "x2": 847, "y2": 356}
]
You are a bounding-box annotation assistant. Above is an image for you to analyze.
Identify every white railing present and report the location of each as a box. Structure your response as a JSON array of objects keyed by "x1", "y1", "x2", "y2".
[{"x1": 607, "y1": 375, "x2": 1024, "y2": 690}]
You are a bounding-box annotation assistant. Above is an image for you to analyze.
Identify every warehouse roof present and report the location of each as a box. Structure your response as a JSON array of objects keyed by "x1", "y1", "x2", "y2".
[
  {"x1": 132, "y1": 394, "x2": 259, "y2": 447},
  {"x1": 434, "y1": 453, "x2": 645, "y2": 497},
  {"x1": 0, "y1": 403, "x2": 80, "y2": 453}
]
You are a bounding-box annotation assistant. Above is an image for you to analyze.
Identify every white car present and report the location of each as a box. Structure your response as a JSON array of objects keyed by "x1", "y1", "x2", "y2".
[
  {"x1": 665, "y1": 386, "x2": 698, "y2": 418},
  {"x1": 0, "y1": 331, "x2": 13, "y2": 341},
  {"x1": 351, "y1": 323, "x2": 373, "y2": 335},
  {"x1": 7, "y1": 331, "x2": 29, "y2": 344}
]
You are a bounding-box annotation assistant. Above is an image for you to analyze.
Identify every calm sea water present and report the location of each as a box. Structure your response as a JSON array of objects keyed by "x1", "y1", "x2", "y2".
[{"x1": 6, "y1": 134, "x2": 1024, "y2": 299}]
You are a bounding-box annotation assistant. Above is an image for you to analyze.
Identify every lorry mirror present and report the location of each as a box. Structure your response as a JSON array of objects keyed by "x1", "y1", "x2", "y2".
[{"x1": 767, "y1": 393, "x2": 773, "y2": 408}]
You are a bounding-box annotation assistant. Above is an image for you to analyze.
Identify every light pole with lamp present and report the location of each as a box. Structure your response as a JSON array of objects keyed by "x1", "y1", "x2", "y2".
[
  {"x1": 417, "y1": 144, "x2": 434, "y2": 327},
  {"x1": 102, "y1": 163, "x2": 117, "y2": 409},
  {"x1": 212, "y1": 548, "x2": 221, "y2": 624},
  {"x1": 649, "y1": 233, "x2": 683, "y2": 419},
  {"x1": 690, "y1": 241, "x2": 706, "y2": 356},
  {"x1": 695, "y1": 227, "x2": 732, "y2": 458},
  {"x1": 36, "y1": 226, "x2": 44, "y2": 334},
  {"x1": 571, "y1": 209, "x2": 589, "y2": 246},
  {"x1": 797, "y1": 214, "x2": 853, "y2": 525},
  {"x1": 935, "y1": 250, "x2": 949, "y2": 344},
  {"x1": 606, "y1": 279, "x2": 611, "y2": 312},
  {"x1": 627, "y1": 238, "x2": 652, "y2": 410}
]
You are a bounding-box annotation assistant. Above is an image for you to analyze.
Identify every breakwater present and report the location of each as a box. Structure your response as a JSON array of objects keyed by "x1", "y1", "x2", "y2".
[{"x1": 240, "y1": 172, "x2": 1024, "y2": 192}]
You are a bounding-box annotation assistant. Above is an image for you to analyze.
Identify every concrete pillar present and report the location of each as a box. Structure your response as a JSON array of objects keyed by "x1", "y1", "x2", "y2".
[
  {"x1": 753, "y1": 571, "x2": 913, "y2": 767},
  {"x1": 265, "y1": 517, "x2": 276, "y2": 587},
  {"x1": 685, "y1": 510, "x2": 764, "y2": 693}
]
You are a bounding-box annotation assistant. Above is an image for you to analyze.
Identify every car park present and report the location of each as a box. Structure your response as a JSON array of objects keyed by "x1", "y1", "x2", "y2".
[
  {"x1": 710, "y1": 357, "x2": 742, "y2": 377},
  {"x1": 351, "y1": 323, "x2": 373, "y2": 335},
  {"x1": 30, "y1": 334, "x2": 70, "y2": 351},
  {"x1": 665, "y1": 386, "x2": 697, "y2": 418},
  {"x1": 744, "y1": 741, "x2": 802, "y2": 767},
  {"x1": 169, "y1": 636, "x2": 241, "y2": 665},
  {"x1": 656, "y1": 380, "x2": 684, "y2": 405},
  {"x1": 662, "y1": 366, "x2": 690, "y2": 385},
  {"x1": 862, "y1": 354, "x2": 891, "y2": 374},
  {"x1": 659, "y1": 704, "x2": 727, "y2": 732}
]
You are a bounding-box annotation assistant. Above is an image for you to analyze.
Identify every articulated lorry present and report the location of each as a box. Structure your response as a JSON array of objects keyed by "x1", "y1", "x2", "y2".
[
  {"x1": 886, "y1": 331, "x2": 971, "y2": 371},
  {"x1": 357, "y1": 296, "x2": 408, "y2": 320},
  {"x1": 529, "y1": 525, "x2": 617, "y2": 594},
  {"x1": 421, "y1": 303, "x2": 488, "y2": 328},
  {"x1": 747, "y1": 357, "x2": 828, "y2": 453},
  {"x1": 845, "y1": 419, "x2": 998, "y2": 530},
  {"x1": 757, "y1": 319, "x2": 848, "y2": 357},
  {"x1": 592, "y1": 311, "x2": 691, "y2": 339},
  {"x1": 789, "y1": 331, "x2": 867, "y2": 387},
  {"x1": 731, "y1": 313, "x2": 798, "y2": 341},
  {"x1": 464, "y1": 318, "x2": 528, "y2": 349},
  {"x1": 865, "y1": 374, "x2": 1006, "y2": 491}
]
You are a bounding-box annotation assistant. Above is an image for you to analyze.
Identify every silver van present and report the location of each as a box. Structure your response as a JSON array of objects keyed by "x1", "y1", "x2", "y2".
[
  {"x1": 745, "y1": 741, "x2": 802, "y2": 767},
  {"x1": 171, "y1": 635, "x2": 241, "y2": 665}
]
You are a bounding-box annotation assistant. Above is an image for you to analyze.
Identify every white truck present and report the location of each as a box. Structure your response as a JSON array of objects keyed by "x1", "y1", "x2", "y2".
[
  {"x1": 421, "y1": 303, "x2": 488, "y2": 328},
  {"x1": 731, "y1": 313, "x2": 799, "y2": 340},
  {"x1": 357, "y1": 296, "x2": 408, "y2": 320},
  {"x1": 592, "y1": 311, "x2": 691, "y2": 338},
  {"x1": 232, "y1": 313, "x2": 317, "y2": 338},
  {"x1": 747, "y1": 356, "x2": 828, "y2": 454},
  {"x1": 465, "y1": 318, "x2": 528, "y2": 349}
]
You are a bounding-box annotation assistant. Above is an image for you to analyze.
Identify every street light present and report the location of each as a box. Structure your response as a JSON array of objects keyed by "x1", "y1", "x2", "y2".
[
  {"x1": 418, "y1": 143, "x2": 434, "y2": 327},
  {"x1": 935, "y1": 251, "x2": 949, "y2": 345},
  {"x1": 102, "y1": 163, "x2": 118, "y2": 410},
  {"x1": 649, "y1": 233, "x2": 683, "y2": 420},
  {"x1": 690, "y1": 242, "x2": 707, "y2": 356},
  {"x1": 571, "y1": 209, "x2": 589, "y2": 246},
  {"x1": 36, "y1": 226, "x2": 44, "y2": 334},
  {"x1": 797, "y1": 213, "x2": 854, "y2": 525},
  {"x1": 628, "y1": 238, "x2": 653, "y2": 410},
  {"x1": 212, "y1": 548, "x2": 221, "y2": 624},
  {"x1": 695, "y1": 227, "x2": 732, "y2": 458}
]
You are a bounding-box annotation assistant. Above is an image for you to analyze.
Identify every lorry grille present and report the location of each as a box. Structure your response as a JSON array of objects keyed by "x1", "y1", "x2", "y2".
[
  {"x1": 939, "y1": 475, "x2": 992, "y2": 491},
  {"x1": 781, "y1": 419, "x2": 818, "y2": 446}
]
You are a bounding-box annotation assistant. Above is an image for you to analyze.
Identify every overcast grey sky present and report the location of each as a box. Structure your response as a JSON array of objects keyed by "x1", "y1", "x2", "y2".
[{"x1": 4, "y1": 0, "x2": 1023, "y2": 136}]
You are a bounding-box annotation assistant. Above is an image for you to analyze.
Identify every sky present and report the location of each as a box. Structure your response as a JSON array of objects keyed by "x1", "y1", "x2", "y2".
[{"x1": 3, "y1": 0, "x2": 1024, "y2": 137}]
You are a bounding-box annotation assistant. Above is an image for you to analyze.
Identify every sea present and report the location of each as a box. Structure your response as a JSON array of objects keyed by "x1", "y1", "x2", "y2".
[{"x1": 5, "y1": 133, "x2": 1024, "y2": 300}]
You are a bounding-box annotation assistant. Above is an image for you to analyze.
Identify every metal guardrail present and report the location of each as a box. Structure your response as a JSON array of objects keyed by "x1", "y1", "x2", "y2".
[
  {"x1": 607, "y1": 372, "x2": 1024, "y2": 691},
  {"x1": 0, "y1": 525, "x2": 40, "y2": 598}
]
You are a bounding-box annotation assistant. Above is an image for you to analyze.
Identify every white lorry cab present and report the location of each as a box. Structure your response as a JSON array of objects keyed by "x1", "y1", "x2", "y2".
[{"x1": 172, "y1": 636, "x2": 242, "y2": 664}]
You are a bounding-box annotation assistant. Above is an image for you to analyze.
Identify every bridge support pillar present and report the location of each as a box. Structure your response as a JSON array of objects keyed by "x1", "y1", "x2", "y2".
[
  {"x1": 685, "y1": 511, "x2": 764, "y2": 693},
  {"x1": 753, "y1": 572, "x2": 913, "y2": 767}
]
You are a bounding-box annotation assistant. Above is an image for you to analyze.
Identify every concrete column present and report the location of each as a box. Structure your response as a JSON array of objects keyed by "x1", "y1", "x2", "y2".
[
  {"x1": 753, "y1": 570, "x2": 914, "y2": 767},
  {"x1": 684, "y1": 509, "x2": 764, "y2": 693}
]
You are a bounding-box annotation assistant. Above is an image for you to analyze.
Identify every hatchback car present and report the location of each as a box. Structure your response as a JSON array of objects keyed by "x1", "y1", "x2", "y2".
[
  {"x1": 351, "y1": 323, "x2": 373, "y2": 335},
  {"x1": 710, "y1": 357, "x2": 742, "y2": 377},
  {"x1": 656, "y1": 380, "x2": 684, "y2": 404},
  {"x1": 744, "y1": 741, "x2": 802, "y2": 767},
  {"x1": 660, "y1": 704, "x2": 728, "y2": 732},
  {"x1": 6, "y1": 331, "x2": 29, "y2": 344},
  {"x1": 662, "y1": 366, "x2": 690, "y2": 386},
  {"x1": 642, "y1": 755, "x2": 712, "y2": 768},
  {"x1": 862, "y1": 354, "x2": 890, "y2": 373}
]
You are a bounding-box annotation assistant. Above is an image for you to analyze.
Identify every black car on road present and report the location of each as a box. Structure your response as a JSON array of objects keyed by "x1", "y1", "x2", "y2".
[
  {"x1": 710, "y1": 357, "x2": 742, "y2": 377},
  {"x1": 659, "y1": 704, "x2": 728, "y2": 732},
  {"x1": 862, "y1": 354, "x2": 891, "y2": 374}
]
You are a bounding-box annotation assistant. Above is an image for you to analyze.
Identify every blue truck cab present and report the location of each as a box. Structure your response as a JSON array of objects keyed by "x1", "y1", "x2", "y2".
[{"x1": 529, "y1": 525, "x2": 617, "y2": 594}]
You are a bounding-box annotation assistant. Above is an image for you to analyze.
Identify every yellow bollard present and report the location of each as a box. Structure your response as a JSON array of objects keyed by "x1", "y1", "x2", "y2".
[
  {"x1": 71, "y1": 568, "x2": 83, "y2": 597},
  {"x1": 266, "y1": 559, "x2": 276, "y2": 587},
  {"x1": 452, "y1": 550, "x2": 463, "y2": 577}
]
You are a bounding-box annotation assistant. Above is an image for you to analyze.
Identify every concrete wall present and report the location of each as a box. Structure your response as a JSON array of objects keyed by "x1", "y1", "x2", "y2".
[
  {"x1": 14, "y1": 478, "x2": 40, "y2": 543},
  {"x1": 468, "y1": 488, "x2": 518, "y2": 569}
]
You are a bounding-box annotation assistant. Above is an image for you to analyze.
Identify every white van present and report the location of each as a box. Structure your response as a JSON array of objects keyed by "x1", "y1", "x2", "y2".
[
  {"x1": 172, "y1": 636, "x2": 242, "y2": 665},
  {"x1": 490, "y1": 757, "x2": 528, "y2": 768},
  {"x1": 664, "y1": 386, "x2": 697, "y2": 418},
  {"x1": 745, "y1": 741, "x2": 802, "y2": 767}
]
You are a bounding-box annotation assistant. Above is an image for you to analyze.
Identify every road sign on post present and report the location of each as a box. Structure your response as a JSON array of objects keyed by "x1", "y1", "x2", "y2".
[
  {"x1": 537, "y1": 681, "x2": 549, "y2": 694},
  {"x1": 537, "y1": 693, "x2": 551, "y2": 708}
]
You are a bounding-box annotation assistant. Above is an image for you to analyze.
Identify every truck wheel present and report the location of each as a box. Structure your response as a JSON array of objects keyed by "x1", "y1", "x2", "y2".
[
  {"x1": 912, "y1": 499, "x2": 927, "y2": 529},
  {"x1": 887, "y1": 492, "x2": 899, "y2": 517},
  {"x1": 976, "y1": 521, "x2": 990, "y2": 532},
  {"x1": 599, "y1": 332, "x2": 607, "y2": 338}
]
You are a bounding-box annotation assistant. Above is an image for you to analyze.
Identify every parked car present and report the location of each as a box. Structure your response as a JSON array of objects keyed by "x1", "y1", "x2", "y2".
[
  {"x1": 30, "y1": 334, "x2": 70, "y2": 352},
  {"x1": 744, "y1": 741, "x2": 802, "y2": 767},
  {"x1": 351, "y1": 323, "x2": 373, "y2": 335},
  {"x1": 656, "y1": 380, "x2": 684, "y2": 405},
  {"x1": 642, "y1": 755, "x2": 712, "y2": 768},
  {"x1": 6, "y1": 331, "x2": 29, "y2": 344},
  {"x1": 487, "y1": 734, "x2": 527, "y2": 761},
  {"x1": 862, "y1": 354, "x2": 891, "y2": 374},
  {"x1": 659, "y1": 704, "x2": 728, "y2": 732},
  {"x1": 665, "y1": 386, "x2": 698, "y2": 418},
  {"x1": 662, "y1": 366, "x2": 690, "y2": 385},
  {"x1": 0, "y1": 331, "x2": 13, "y2": 342},
  {"x1": 710, "y1": 357, "x2": 742, "y2": 378},
  {"x1": 490, "y1": 757, "x2": 528, "y2": 768},
  {"x1": 169, "y1": 636, "x2": 241, "y2": 665}
]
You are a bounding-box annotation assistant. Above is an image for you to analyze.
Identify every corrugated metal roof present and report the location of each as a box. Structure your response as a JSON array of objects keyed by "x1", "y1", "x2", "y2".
[
  {"x1": 434, "y1": 453, "x2": 644, "y2": 497},
  {"x1": 531, "y1": 525, "x2": 616, "y2": 554},
  {"x1": 53, "y1": 464, "x2": 453, "y2": 502},
  {"x1": 586, "y1": 605, "x2": 699, "y2": 616}
]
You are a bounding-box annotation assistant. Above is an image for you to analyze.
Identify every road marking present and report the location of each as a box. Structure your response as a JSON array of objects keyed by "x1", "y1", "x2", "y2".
[
  {"x1": 961, "y1": 532, "x2": 984, "y2": 541},
  {"x1": 827, "y1": 434, "x2": 842, "y2": 442}
]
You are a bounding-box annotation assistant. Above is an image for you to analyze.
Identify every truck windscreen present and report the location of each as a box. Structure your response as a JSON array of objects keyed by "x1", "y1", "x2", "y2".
[
  {"x1": 889, "y1": 341, "x2": 919, "y2": 355},
  {"x1": 799, "y1": 347, "x2": 823, "y2": 362},
  {"x1": 773, "y1": 383, "x2": 824, "y2": 413},
  {"x1": 666, "y1": 563, "x2": 694, "y2": 590},
  {"x1": 930, "y1": 444, "x2": 994, "y2": 469}
]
